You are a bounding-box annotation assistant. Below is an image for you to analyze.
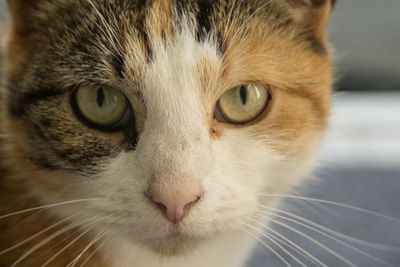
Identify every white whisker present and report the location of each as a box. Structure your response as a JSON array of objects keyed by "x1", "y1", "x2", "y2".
[
  {"x1": 241, "y1": 221, "x2": 306, "y2": 266},
  {"x1": 78, "y1": 236, "x2": 108, "y2": 267},
  {"x1": 0, "y1": 213, "x2": 83, "y2": 255},
  {"x1": 256, "y1": 209, "x2": 396, "y2": 267},
  {"x1": 247, "y1": 216, "x2": 327, "y2": 266},
  {"x1": 10, "y1": 215, "x2": 103, "y2": 267},
  {"x1": 257, "y1": 193, "x2": 400, "y2": 223},
  {"x1": 258, "y1": 215, "x2": 357, "y2": 267},
  {"x1": 0, "y1": 198, "x2": 103, "y2": 220},
  {"x1": 240, "y1": 227, "x2": 292, "y2": 267},
  {"x1": 68, "y1": 231, "x2": 106, "y2": 267},
  {"x1": 262, "y1": 205, "x2": 400, "y2": 251},
  {"x1": 42, "y1": 222, "x2": 98, "y2": 267}
]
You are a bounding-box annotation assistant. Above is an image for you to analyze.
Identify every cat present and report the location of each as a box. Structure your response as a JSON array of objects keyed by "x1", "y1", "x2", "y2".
[{"x1": 0, "y1": 0, "x2": 335, "y2": 266}]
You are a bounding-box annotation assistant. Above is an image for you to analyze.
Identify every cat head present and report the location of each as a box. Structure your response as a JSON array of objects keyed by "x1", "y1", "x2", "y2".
[{"x1": 2, "y1": 0, "x2": 335, "y2": 255}]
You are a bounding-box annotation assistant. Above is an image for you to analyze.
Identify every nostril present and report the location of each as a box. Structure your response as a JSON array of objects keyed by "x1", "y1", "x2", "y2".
[
  {"x1": 195, "y1": 194, "x2": 202, "y2": 203},
  {"x1": 184, "y1": 194, "x2": 202, "y2": 210},
  {"x1": 148, "y1": 191, "x2": 203, "y2": 224}
]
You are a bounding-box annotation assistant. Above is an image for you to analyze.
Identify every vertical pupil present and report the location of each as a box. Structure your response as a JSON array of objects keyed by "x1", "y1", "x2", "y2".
[
  {"x1": 239, "y1": 86, "x2": 247, "y2": 105},
  {"x1": 97, "y1": 87, "x2": 105, "y2": 107}
]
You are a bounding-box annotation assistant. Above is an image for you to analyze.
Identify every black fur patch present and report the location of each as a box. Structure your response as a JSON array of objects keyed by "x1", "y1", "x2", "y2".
[
  {"x1": 9, "y1": 88, "x2": 65, "y2": 117},
  {"x1": 176, "y1": 0, "x2": 218, "y2": 43},
  {"x1": 195, "y1": 0, "x2": 214, "y2": 40}
]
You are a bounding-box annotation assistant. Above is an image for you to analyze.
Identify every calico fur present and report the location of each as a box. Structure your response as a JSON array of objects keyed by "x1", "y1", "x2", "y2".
[{"x1": 0, "y1": 0, "x2": 335, "y2": 266}]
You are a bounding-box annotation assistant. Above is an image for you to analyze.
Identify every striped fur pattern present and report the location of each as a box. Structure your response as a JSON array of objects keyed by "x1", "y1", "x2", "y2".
[{"x1": 0, "y1": 0, "x2": 335, "y2": 266}]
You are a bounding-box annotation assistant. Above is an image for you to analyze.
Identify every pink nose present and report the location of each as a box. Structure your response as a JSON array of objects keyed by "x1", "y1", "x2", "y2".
[{"x1": 150, "y1": 191, "x2": 202, "y2": 224}]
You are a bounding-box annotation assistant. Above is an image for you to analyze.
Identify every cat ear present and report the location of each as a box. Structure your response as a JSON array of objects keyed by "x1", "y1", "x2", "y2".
[{"x1": 302, "y1": 0, "x2": 337, "y2": 42}]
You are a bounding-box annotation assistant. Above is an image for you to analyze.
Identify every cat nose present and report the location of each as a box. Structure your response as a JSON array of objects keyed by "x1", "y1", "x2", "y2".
[{"x1": 149, "y1": 190, "x2": 203, "y2": 224}]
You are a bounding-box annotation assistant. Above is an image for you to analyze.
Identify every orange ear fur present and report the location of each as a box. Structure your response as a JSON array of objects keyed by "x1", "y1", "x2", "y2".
[{"x1": 304, "y1": 0, "x2": 336, "y2": 42}]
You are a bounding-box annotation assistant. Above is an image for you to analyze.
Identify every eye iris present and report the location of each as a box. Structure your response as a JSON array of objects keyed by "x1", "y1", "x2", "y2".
[
  {"x1": 97, "y1": 87, "x2": 105, "y2": 107},
  {"x1": 239, "y1": 86, "x2": 247, "y2": 105},
  {"x1": 74, "y1": 85, "x2": 129, "y2": 128},
  {"x1": 216, "y1": 83, "x2": 270, "y2": 124}
]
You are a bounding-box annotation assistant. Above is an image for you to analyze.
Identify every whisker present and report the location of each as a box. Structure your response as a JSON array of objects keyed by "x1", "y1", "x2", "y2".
[
  {"x1": 79, "y1": 236, "x2": 108, "y2": 267},
  {"x1": 299, "y1": 200, "x2": 346, "y2": 223},
  {"x1": 257, "y1": 193, "x2": 400, "y2": 223},
  {"x1": 261, "y1": 205, "x2": 400, "y2": 251},
  {"x1": 256, "y1": 209, "x2": 395, "y2": 267},
  {"x1": 240, "y1": 227, "x2": 292, "y2": 267},
  {"x1": 247, "y1": 217, "x2": 327, "y2": 266},
  {"x1": 255, "y1": 214, "x2": 358, "y2": 267},
  {"x1": 0, "y1": 213, "x2": 83, "y2": 255},
  {"x1": 41, "y1": 222, "x2": 99, "y2": 267},
  {"x1": 10, "y1": 215, "x2": 103, "y2": 267},
  {"x1": 50, "y1": 228, "x2": 83, "y2": 253},
  {"x1": 78, "y1": 236, "x2": 108, "y2": 267},
  {"x1": 67, "y1": 231, "x2": 106, "y2": 267},
  {"x1": 264, "y1": 232, "x2": 315, "y2": 266},
  {"x1": 241, "y1": 221, "x2": 306, "y2": 266},
  {"x1": 0, "y1": 198, "x2": 103, "y2": 220}
]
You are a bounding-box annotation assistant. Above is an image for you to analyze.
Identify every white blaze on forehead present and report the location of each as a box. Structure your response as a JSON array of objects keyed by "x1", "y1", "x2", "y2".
[{"x1": 143, "y1": 20, "x2": 221, "y2": 134}]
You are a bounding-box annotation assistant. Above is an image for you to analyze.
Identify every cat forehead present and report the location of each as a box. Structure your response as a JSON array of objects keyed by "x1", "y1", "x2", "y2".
[
  {"x1": 7, "y1": 0, "x2": 328, "y2": 91},
  {"x1": 11, "y1": 0, "x2": 323, "y2": 59}
]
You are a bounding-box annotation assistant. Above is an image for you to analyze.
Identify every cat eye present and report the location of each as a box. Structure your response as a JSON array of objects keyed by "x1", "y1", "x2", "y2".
[
  {"x1": 215, "y1": 84, "x2": 271, "y2": 124},
  {"x1": 73, "y1": 84, "x2": 131, "y2": 130}
]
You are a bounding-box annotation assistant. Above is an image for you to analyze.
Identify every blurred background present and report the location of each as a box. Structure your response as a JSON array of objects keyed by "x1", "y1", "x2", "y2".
[{"x1": 1, "y1": 0, "x2": 399, "y2": 266}]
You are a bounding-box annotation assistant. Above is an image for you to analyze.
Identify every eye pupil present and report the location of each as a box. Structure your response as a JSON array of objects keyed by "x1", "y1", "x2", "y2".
[
  {"x1": 239, "y1": 86, "x2": 247, "y2": 105},
  {"x1": 97, "y1": 87, "x2": 105, "y2": 107}
]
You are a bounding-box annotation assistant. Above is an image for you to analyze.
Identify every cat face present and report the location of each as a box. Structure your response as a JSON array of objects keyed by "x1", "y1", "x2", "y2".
[{"x1": 2, "y1": 0, "x2": 334, "y2": 255}]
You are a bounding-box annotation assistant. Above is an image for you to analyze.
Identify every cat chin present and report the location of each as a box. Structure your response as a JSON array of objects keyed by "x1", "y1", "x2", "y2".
[
  {"x1": 145, "y1": 233, "x2": 203, "y2": 256},
  {"x1": 115, "y1": 230, "x2": 205, "y2": 256},
  {"x1": 109, "y1": 225, "x2": 208, "y2": 256}
]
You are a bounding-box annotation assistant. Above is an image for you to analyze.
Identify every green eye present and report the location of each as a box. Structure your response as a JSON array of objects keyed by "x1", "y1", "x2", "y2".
[
  {"x1": 215, "y1": 84, "x2": 270, "y2": 124},
  {"x1": 74, "y1": 84, "x2": 130, "y2": 128}
]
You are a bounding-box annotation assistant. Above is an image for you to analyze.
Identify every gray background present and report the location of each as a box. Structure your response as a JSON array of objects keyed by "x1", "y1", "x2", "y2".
[{"x1": 329, "y1": 0, "x2": 400, "y2": 91}]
